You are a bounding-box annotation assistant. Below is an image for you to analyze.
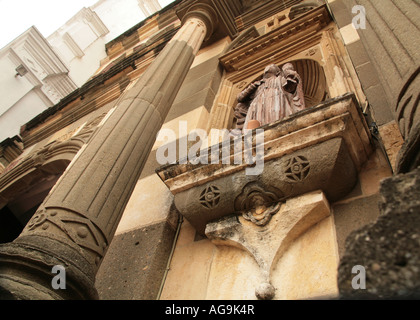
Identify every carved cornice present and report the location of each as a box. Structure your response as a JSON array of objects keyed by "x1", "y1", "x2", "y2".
[{"x1": 220, "y1": 4, "x2": 332, "y2": 73}]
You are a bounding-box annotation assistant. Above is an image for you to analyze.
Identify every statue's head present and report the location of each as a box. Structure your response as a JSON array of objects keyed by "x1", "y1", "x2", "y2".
[
  {"x1": 263, "y1": 64, "x2": 280, "y2": 78},
  {"x1": 282, "y1": 63, "x2": 295, "y2": 71}
]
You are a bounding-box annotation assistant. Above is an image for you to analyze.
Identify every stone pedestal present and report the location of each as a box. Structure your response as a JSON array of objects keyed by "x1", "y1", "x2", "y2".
[
  {"x1": 206, "y1": 190, "x2": 331, "y2": 299},
  {"x1": 157, "y1": 93, "x2": 373, "y2": 235}
]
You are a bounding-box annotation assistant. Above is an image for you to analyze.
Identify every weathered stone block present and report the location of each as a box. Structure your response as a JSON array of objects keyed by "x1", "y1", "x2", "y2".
[
  {"x1": 338, "y1": 167, "x2": 420, "y2": 299},
  {"x1": 95, "y1": 219, "x2": 178, "y2": 300}
]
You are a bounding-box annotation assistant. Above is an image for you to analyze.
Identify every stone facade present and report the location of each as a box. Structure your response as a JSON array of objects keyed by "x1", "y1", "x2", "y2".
[{"x1": 0, "y1": 0, "x2": 418, "y2": 300}]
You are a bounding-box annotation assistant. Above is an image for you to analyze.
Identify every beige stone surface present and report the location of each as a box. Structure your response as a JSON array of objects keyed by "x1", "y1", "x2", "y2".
[
  {"x1": 191, "y1": 37, "x2": 230, "y2": 69},
  {"x1": 378, "y1": 121, "x2": 404, "y2": 172},
  {"x1": 161, "y1": 191, "x2": 340, "y2": 300},
  {"x1": 160, "y1": 221, "x2": 216, "y2": 300},
  {"x1": 339, "y1": 24, "x2": 360, "y2": 46},
  {"x1": 115, "y1": 173, "x2": 174, "y2": 235},
  {"x1": 358, "y1": 148, "x2": 393, "y2": 197},
  {"x1": 206, "y1": 191, "x2": 334, "y2": 300},
  {"x1": 271, "y1": 215, "x2": 340, "y2": 299},
  {"x1": 205, "y1": 246, "x2": 263, "y2": 300}
]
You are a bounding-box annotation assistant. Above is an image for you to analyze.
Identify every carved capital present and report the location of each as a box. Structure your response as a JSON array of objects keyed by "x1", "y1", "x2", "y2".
[
  {"x1": 180, "y1": 3, "x2": 218, "y2": 41},
  {"x1": 176, "y1": 0, "x2": 239, "y2": 43}
]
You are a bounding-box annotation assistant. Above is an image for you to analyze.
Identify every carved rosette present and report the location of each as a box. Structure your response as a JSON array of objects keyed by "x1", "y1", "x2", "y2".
[
  {"x1": 199, "y1": 185, "x2": 221, "y2": 209},
  {"x1": 235, "y1": 183, "x2": 283, "y2": 226},
  {"x1": 285, "y1": 155, "x2": 310, "y2": 181}
]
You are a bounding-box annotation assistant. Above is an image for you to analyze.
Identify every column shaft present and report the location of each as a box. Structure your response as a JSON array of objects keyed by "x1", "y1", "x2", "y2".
[{"x1": 0, "y1": 13, "x2": 212, "y2": 299}]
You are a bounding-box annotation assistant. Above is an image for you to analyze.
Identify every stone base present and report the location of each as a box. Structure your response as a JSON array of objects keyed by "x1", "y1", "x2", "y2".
[
  {"x1": 0, "y1": 235, "x2": 98, "y2": 300},
  {"x1": 95, "y1": 219, "x2": 178, "y2": 300}
]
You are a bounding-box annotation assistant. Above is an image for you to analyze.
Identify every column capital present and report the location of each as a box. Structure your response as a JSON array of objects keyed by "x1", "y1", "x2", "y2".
[
  {"x1": 176, "y1": 0, "x2": 239, "y2": 43},
  {"x1": 180, "y1": 3, "x2": 218, "y2": 41}
]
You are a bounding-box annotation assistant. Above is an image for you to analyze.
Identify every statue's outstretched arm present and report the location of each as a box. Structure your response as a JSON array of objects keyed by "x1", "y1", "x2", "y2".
[{"x1": 237, "y1": 80, "x2": 263, "y2": 102}]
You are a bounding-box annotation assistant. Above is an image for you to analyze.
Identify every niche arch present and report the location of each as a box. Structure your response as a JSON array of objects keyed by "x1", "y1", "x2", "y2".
[{"x1": 0, "y1": 112, "x2": 108, "y2": 243}]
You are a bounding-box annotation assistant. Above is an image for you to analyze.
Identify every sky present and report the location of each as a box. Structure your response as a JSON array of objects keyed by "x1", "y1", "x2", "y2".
[{"x1": 0, "y1": 0, "x2": 175, "y2": 50}]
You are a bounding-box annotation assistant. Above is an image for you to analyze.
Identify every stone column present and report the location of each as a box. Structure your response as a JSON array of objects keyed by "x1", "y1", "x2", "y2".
[{"x1": 0, "y1": 4, "x2": 218, "y2": 300}]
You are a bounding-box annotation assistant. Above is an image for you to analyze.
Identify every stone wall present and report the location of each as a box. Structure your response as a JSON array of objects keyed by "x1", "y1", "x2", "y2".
[{"x1": 327, "y1": 0, "x2": 420, "y2": 298}]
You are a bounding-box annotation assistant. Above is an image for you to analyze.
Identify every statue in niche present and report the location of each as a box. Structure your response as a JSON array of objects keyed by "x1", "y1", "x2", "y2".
[{"x1": 234, "y1": 63, "x2": 306, "y2": 130}]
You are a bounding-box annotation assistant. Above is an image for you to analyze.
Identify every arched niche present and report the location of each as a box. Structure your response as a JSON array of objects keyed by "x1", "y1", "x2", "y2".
[
  {"x1": 0, "y1": 159, "x2": 70, "y2": 243},
  {"x1": 291, "y1": 59, "x2": 327, "y2": 108},
  {"x1": 0, "y1": 111, "x2": 109, "y2": 243},
  {"x1": 0, "y1": 138, "x2": 86, "y2": 243},
  {"x1": 208, "y1": 5, "x2": 366, "y2": 131},
  {"x1": 226, "y1": 58, "x2": 327, "y2": 129},
  {"x1": 237, "y1": 58, "x2": 327, "y2": 108}
]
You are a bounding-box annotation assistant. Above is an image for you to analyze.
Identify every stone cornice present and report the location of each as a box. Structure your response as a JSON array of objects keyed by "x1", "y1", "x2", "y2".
[
  {"x1": 220, "y1": 4, "x2": 331, "y2": 72},
  {"x1": 235, "y1": 0, "x2": 303, "y2": 31}
]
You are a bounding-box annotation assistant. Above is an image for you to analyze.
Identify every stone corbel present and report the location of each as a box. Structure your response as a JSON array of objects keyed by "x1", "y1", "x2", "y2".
[
  {"x1": 206, "y1": 190, "x2": 331, "y2": 300},
  {"x1": 157, "y1": 93, "x2": 373, "y2": 236}
]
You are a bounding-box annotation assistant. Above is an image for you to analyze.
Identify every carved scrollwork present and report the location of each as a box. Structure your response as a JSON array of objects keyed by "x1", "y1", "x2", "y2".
[{"x1": 27, "y1": 209, "x2": 48, "y2": 231}]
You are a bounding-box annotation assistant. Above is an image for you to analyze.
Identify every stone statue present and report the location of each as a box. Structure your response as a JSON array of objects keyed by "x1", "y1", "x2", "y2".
[{"x1": 234, "y1": 63, "x2": 306, "y2": 130}]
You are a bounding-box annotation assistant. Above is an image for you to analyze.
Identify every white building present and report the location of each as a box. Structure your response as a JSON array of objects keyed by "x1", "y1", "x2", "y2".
[
  {"x1": 0, "y1": 0, "x2": 169, "y2": 142},
  {"x1": 0, "y1": 26, "x2": 77, "y2": 141}
]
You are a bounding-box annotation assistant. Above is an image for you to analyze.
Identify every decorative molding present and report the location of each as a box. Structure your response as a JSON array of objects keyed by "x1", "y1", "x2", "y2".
[
  {"x1": 80, "y1": 7, "x2": 109, "y2": 38},
  {"x1": 199, "y1": 185, "x2": 221, "y2": 209},
  {"x1": 0, "y1": 112, "x2": 107, "y2": 209},
  {"x1": 235, "y1": 0, "x2": 303, "y2": 31},
  {"x1": 285, "y1": 156, "x2": 310, "y2": 182},
  {"x1": 220, "y1": 5, "x2": 331, "y2": 73},
  {"x1": 4, "y1": 27, "x2": 77, "y2": 106},
  {"x1": 234, "y1": 182, "x2": 283, "y2": 226},
  {"x1": 63, "y1": 32, "x2": 85, "y2": 58}
]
